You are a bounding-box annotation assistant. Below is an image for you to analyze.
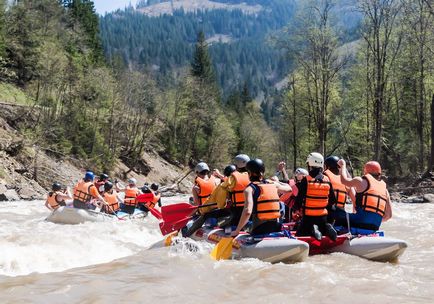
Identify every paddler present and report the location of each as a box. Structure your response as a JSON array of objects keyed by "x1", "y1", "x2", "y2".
[
  {"x1": 73, "y1": 171, "x2": 107, "y2": 210},
  {"x1": 45, "y1": 182, "x2": 72, "y2": 211},
  {"x1": 323, "y1": 156, "x2": 356, "y2": 226},
  {"x1": 101, "y1": 181, "x2": 122, "y2": 214},
  {"x1": 95, "y1": 173, "x2": 109, "y2": 194},
  {"x1": 293, "y1": 153, "x2": 338, "y2": 241},
  {"x1": 277, "y1": 166, "x2": 308, "y2": 223},
  {"x1": 137, "y1": 183, "x2": 162, "y2": 212},
  {"x1": 116, "y1": 178, "x2": 141, "y2": 215},
  {"x1": 191, "y1": 162, "x2": 218, "y2": 206},
  {"x1": 338, "y1": 159, "x2": 392, "y2": 231},
  {"x1": 230, "y1": 159, "x2": 286, "y2": 236}
]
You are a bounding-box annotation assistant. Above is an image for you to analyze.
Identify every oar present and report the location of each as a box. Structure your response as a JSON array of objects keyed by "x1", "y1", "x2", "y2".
[
  {"x1": 210, "y1": 237, "x2": 234, "y2": 260},
  {"x1": 148, "y1": 206, "x2": 162, "y2": 220},
  {"x1": 161, "y1": 202, "x2": 198, "y2": 222},
  {"x1": 159, "y1": 216, "x2": 192, "y2": 235}
]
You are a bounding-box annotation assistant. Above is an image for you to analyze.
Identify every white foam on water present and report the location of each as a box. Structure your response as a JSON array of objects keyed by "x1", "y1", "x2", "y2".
[{"x1": 0, "y1": 200, "x2": 162, "y2": 277}]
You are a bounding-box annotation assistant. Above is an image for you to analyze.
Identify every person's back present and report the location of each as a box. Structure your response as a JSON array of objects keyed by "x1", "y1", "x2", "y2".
[
  {"x1": 338, "y1": 160, "x2": 392, "y2": 232},
  {"x1": 119, "y1": 178, "x2": 140, "y2": 214},
  {"x1": 73, "y1": 172, "x2": 102, "y2": 209},
  {"x1": 45, "y1": 182, "x2": 71, "y2": 211},
  {"x1": 249, "y1": 179, "x2": 282, "y2": 235},
  {"x1": 101, "y1": 182, "x2": 120, "y2": 214},
  {"x1": 294, "y1": 153, "x2": 337, "y2": 241}
]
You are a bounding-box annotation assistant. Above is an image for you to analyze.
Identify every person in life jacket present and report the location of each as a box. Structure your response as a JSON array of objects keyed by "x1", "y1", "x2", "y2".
[
  {"x1": 230, "y1": 159, "x2": 290, "y2": 237},
  {"x1": 294, "y1": 153, "x2": 338, "y2": 241},
  {"x1": 277, "y1": 166, "x2": 309, "y2": 223},
  {"x1": 338, "y1": 159, "x2": 392, "y2": 231},
  {"x1": 182, "y1": 163, "x2": 237, "y2": 238},
  {"x1": 45, "y1": 182, "x2": 72, "y2": 211},
  {"x1": 73, "y1": 171, "x2": 107, "y2": 210},
  {"x1": 323, "y1": 156, "x2": 356, "y2": 226},
  {"x1": 95, "y1": 173, "x2": 109, "y2": 195},
  {"x1": 116, "y1": 178, "x2": 141, "y2": 215},
  {"x1": 101, "y1": 181, "x2": 122, "y2": 214},
  {"x1": 192, "y1": 162, "x2": 218, "y2": 206},
  {"x1": 137, "y1": 183, "x2": 162, "y2": 212}
]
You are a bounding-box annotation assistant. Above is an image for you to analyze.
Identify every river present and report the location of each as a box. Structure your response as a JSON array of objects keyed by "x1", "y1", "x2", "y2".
[{"x1": 0, "y1": 198, "x2": 433, "y2": 303}]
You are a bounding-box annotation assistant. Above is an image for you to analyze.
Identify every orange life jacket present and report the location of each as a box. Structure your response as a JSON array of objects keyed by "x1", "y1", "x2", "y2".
[
  {"x1": 324, "y1": 170, "x2": 348, "y2": 209},
  {"x1": 73, "y1": 181, "x2": 94, "y2": 204},
  {"x1": 124, "y1": 187, "x2": 139, "y2": 206},
  {"x1": 137, "y1": 191, "x2": 160, "y2": 208},
  {"x1": 356, "y1": 174, "x2": 387, "y2": 217},
  {"x1": 252, "y1": 182, "x2": 281, "y2": 221},
  {"x1": 304, "y1": 175, "x2": 331, "y2": 217},
  {"x1": 229, "y1": 171, "x2": 251, "y2": 208},
  {"x1": 47, "y1": 191, "x2": 63, "y2": 209},
  {"x1": 103, "y1": 190, "x2": 119, "y2": 213},
  {"x1": 195, "y1": 175, "x2": 216, "y2": 205}
]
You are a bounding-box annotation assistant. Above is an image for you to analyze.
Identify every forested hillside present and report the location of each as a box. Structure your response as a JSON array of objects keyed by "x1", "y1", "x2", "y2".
[{"x1": 0, "y1": 0, "x2": 433, "y2": 186}]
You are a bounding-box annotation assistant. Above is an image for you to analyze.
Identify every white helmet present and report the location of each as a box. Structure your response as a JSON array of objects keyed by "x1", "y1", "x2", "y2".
[
  {"x1": 294, "y1": 168, "x2": 308, "y2": 176},
  {"x1": 234, "y1": 154, "x2": 250, "y2": 169},
  {"x1": 306, "y1": 152, "x2": 324, "y2": 168},
  {"x1": 128, "y1": 178, "x2": 137, "y2": 185},
  {"x1": 195, "y1": 162, "x2": 210, "y2": 174}
]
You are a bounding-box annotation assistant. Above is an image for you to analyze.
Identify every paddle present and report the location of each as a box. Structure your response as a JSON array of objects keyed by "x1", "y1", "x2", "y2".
[
  {"x1": 159, "y1": 216, "x2": 192, "y2": 235},
  {"x1": 161, "y1": 202, "x2": 198, "y2": 222},
  {"x1": 210, "y1": 237, "x2": 234, "y2": 260}
]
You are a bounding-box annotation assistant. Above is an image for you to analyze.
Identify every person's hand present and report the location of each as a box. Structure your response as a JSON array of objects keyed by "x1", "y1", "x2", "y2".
[
  {"x1": 277, "y1": 161, "x2": 286, "y2": 172},
  {"x1": 338, "y1": 159, "x2": 346, "y2": 169},
  {"x1": 230, "y1": 230, "x2": 239, "y2": 237}
]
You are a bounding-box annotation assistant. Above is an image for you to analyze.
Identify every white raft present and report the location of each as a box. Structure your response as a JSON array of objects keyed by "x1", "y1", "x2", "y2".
[
  {"x1": 46, "y1": 206, "x2": 147, "y2": 224},
  {"x1": 330, "y1": 235, "x2": 408, "y2": 262},
  {"x1": 151, "y1": 227, "x2": 309, "y2": 263}
]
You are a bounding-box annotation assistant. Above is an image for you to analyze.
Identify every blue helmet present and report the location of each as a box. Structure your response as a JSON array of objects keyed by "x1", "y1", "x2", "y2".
[{"x1": 84, "y1": 171, "x2": 94, "y2": 181}]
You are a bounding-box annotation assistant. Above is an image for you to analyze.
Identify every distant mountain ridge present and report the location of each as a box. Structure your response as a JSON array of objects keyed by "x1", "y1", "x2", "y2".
[
  {"x1": 136, "y1": 0, "x2": 263, "y2": 16},
  {"x1": 100, "y1": 0, "x2": 361, "y2": 96}
]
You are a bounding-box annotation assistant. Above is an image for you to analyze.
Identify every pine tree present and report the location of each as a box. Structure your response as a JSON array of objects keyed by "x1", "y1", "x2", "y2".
[
  {"x1": 191, "y1": 31, "x2": 215, "y2": 83},
  {"x1": 0, "y1": 0, "x2": 5, "y2": 57}
]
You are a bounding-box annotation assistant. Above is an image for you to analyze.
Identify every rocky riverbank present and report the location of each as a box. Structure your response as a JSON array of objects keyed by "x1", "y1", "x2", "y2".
[{"x1": 0, "y1": 102, "x2": 193, "y2": 201}]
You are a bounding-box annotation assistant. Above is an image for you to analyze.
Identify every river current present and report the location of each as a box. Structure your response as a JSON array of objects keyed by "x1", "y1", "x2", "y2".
[{"x1": 0, "y1": 198, "x2": 433, "y2": 303}]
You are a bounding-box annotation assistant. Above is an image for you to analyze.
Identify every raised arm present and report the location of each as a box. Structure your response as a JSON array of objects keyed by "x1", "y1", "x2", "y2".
[{"x1": 338, "y1": 159, "x2": 367, "y2": 193}]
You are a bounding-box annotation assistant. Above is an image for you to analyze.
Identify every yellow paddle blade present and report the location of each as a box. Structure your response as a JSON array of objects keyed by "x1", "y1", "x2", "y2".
[{"x1": 210, "y1": 237, "x2": 233, "y2": 260}]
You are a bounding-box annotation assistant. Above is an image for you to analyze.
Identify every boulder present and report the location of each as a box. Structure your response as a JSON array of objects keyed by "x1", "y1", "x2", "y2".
[
  {"x1": 423, "y1": 193, "x2": 434, "y2": 203},
  {"x1": 0, "y1": 189, "x2": 20, "y2": 201},
  {"x1": 402, "y1": 196, "x2": 424, "y2": 204}
]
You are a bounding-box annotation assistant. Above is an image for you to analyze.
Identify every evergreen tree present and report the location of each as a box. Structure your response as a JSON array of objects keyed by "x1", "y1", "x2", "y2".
[
  {"x1": 0, "y1": 0, "x2": 5, "y2": 57},
  {"x1": 191, "y1": 31, "x2": 215, "y2": 83}
]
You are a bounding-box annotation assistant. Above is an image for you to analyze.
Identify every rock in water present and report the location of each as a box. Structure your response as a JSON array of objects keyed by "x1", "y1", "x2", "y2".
[
  {"x1": 0, "y1": 189, "x2": 20, "y2": 201},
  {"x1": 423, "y1": 194, "x2": 434, "y2": 203}
]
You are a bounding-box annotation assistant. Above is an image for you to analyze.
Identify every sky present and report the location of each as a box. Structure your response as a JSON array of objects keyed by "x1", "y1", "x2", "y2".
[{"x1": 93, "y1": 0, "x2": 139, "y2": 15}]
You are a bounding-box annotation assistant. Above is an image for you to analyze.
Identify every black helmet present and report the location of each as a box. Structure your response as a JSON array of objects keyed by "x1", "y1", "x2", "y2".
[
  {"x1": 100, "y1": 173, "x2": 109, "y2": 180},
  {"x1": 223, "y1": 165, "x2": 237, "y2": 177},
  {"x1": 324, "y1": 156, "x2": 340, "y2": 170},
  {"x1": 104, "y1": 181, "x2": 113, "y2": 191},
  {"x1": 52, "y1": 182, "x2": 62, "y2": 191},
  {"x1": 246, "y1": 159, "x2": 265, "y2": 174},
  {"x1": 151, "y1": 183, "x2": 159, "y2": 191},
  {"x1": 141, "y1": 185, "x2": 151, "y2": 193}
]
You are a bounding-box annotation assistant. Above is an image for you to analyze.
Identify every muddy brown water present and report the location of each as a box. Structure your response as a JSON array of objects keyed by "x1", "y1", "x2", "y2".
[{"x1": 0, "y1": 198, "x2": 432, "y2": 303}]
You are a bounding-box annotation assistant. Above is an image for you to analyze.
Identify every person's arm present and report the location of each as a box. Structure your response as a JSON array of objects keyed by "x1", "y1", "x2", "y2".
[
  {"x1": 90, "y1": 185, "x2": 106, "y2": 205},
  {"x1": 57, "y1": 188, "x2": 72, "y2": 202},
  {"x1": 327, "y1": 183, "x2": 338, "y2": 207},
  {"x1": 192, "y1": 185, "x2": 200, "y2": 206},
  {"x1": 383, "y1": 190, "x2": 392, "y2": 221},
  {"x1": 231, "y1": 186, "x2": 254, "y2": 236},
  {"x1": 338, "y1": 159, "x2": 366, "y2": 192},
  {"x1": 277, "y1": 162, "x2": 289, "y2": 182},
  {"x1": 274, "y1": 180, "x2": 292, "y2": 192},
  {"x1": 212, "y1": 169, "x2": 225, "y2": 180},
  {"x1": 293, "y1": 178, "x2": 307, "y2": 210}
]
